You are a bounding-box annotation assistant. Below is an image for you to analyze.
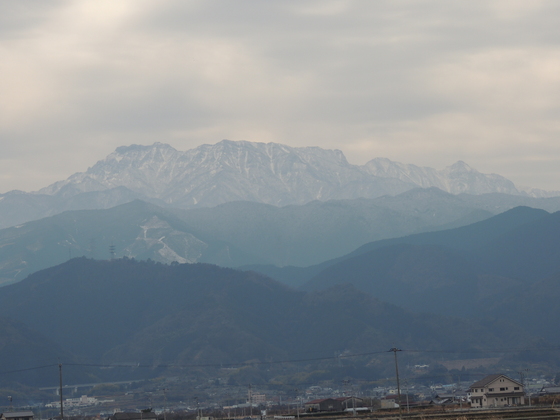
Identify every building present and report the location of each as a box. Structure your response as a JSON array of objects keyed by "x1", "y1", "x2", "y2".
[
  {"x1": 304, "y1": 397, "x2": 363, "y2": 412},
  {"x1": 380, "y1": 397, "x2": 399, "y2": 409},
  {"x1": 539, "y1": 386, "x2": 560, "y2": 396},
  {"x1": 0, "y1": 412, "x2": 34, "y2": 420},
  {"x1": 108, "y1": 412, "x2": 158, "y2": 420},
  {"x1": 305, "y1": 398, "x2": 343, "y2": 412},
  {"x1": 469, "y1": 374, "x2": 524, "y2": 408},
  {"x1": 249, "y1": 393, "x2": 267, "y2": 405}
]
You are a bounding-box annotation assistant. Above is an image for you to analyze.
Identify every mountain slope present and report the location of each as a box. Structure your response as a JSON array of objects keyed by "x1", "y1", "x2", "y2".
[
  {"x1": 337, "y1": 205, "x2": 560, "y2": 284},
  {"x1": 39, "y1": 141, "x2": 415, "y2": 207},
  {"x1": 250, "y1": 206, "x2": 550, "y2": 287},
  {"x1": 364, "y1": 159, "x2": 520, "y2": 195},
  {"x1": 0, "y1": 258, "x2": 548, "y2": 372},
  {"x1": 4, "y1": 192, "x2": 560, "y2": 287},
  {"x1": 302, "y1": 243, "x2": 481, "y2": 318},
  {"x1": 0, "y1": 188, "x2": 502, "y2": 285},
  {"x1": 0, "y1": 186, "x2": 164, "y2": 230},
  {"x1": 0, "y1": 200, "x2": 260, "y2": 286},
  {"x1": 0, "y1": 316, "x2": 82, "y2": 386},
  {"x1": 295, "y1": 206, "x2": 560, "y2": 333},
  {"x1": 41, "y1": 141, "x2": 543, "y2": 204},
  {"x1": 2, "y1": 141, "x2": 560, "y2": 230},
  {"x1": 480, "y1": 271, "x2": 560, "y2": 344}
]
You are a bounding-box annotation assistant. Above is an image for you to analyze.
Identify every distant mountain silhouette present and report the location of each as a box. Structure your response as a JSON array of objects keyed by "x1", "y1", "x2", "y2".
[
  {"x1": 293, "y1": 206, "x2": 560, "y2": 344},
  {"x1": 5, "y1": 192, "x2": 560, "y2": 287}
]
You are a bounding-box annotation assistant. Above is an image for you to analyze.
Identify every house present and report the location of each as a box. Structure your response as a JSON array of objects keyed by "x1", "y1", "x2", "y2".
[
  {"x1": 305, "y1": 398, "x2": 343, "y2": 412},
  {"x1": 469, "y1": 374, "x2": 524, "y2": 408},
  {"x1": 337, "y1": 397, "x2": 363, "y2": 410},
  {"x1": 0, "y1": 412, "x2": 34, "y2": 420},
  {"x1": 107, "y1": 411, "x2": 158, "y2": 420},
  {"x1": 538, "y1": 386, "x2": 560, "y2": 396},
  {"x1": 380, "y1": 397, "x2": 399, "y2": 409},
  {"x1": 304, "y1": 397, "x2": 362, "y2": 412}
]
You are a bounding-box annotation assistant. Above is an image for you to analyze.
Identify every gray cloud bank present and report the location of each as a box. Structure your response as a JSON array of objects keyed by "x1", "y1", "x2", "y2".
[{"x1": 1, "y1": 0, "x2": 560, "y2": 193}]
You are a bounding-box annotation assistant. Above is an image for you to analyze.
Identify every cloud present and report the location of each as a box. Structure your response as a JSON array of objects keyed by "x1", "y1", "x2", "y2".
[{"x1": 1, "y1": 0, "x2": 560, "y2": 191}]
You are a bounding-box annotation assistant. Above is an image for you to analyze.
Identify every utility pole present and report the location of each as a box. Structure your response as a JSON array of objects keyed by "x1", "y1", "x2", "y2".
[
  {"x1": 248, "y1": 384, "x2": 253, "y2": 418},
  {"x1": 526, "y1": 369, "x2": 531, "y2": 407},
  {"x1": 59, "y1": 363, "x2": 64, "y2": 420},
  {"x1": 342, "y1": 380, "x2": 349, "y2": 412},
  {"x1": 162, "y1": 388, "x2": 168, "y2": 420},
  {"x1": 389, "y1": 348, "x2": 402, "y2": 419},
  {"x1": 297, "y1": 395, "x2": 300, "y2": 420},
  {"x1": 519, "y1": 369, "x2": 531, "y2": 407},
  {"x1": 458, "y1": 375, "x2": 462, "y2": 409},
  {"x1": 404, "y1": 379, "x2": 410, "y2": 413},
  {"x1": 194, "y1": 396, "x2": 200, "y2": 420}
]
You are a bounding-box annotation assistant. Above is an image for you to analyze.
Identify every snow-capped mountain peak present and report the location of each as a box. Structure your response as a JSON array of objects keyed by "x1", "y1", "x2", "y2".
[
  {"x1": 37, "y1": 140, "x2": 540, "y2": 208},
  {"x1": 447, "y1": 160, "x2": 473, "y2": 172},
  {"x1": 40, "y1": 140, "x2": 400, "y2": 207},
  {"x1": 363, "y1": 157, "x2": 520, "y2": 195}
]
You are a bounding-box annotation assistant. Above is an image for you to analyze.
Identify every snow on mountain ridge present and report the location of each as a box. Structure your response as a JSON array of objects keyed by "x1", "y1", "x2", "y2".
[
  {"x1": 39, "y1": 140, "x2": 384, "y2": 207},
  {"x1": 364, "y1": 157, "x2": 520, "y2": 195},
  {"x1": 37, "y1": 140, "x2": 538, "y2": 208}
]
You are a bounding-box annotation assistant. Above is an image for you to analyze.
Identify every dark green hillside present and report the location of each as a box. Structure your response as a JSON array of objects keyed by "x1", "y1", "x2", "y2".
[
  {"x1": 295, "y1": 206, "x2": 560, "y2": 343},
  {"x1": 0, "y1": 257, "x2": 293, "y2": 361},
  {"x1": 337, "y1": 206, "x2": 560, "y2": 285},
  {"x1": 475, "y1": 210, "x2": 560, "y2": 281},
  {"x1": 479, "y1": 271, "x2": 560, "y2": 344},
  {"x1": 302, "y1": 244, "x2": 480, "y2": 317},
  {"x1": 0, "y1": 257, "x2": 549, "y2": 384},
  {"x1": 296, "y1": 206, "x2": 555, "y2": 296},
  {"x1": 342, "y1": 206, "x2": 560, "y2": 284},
  {"x1": 343, "y1": 205, "x2": 549, "y2": 258},
  {"x1": 252, "y1": 206, "x2": 550, "y2": 287},
  {"x1": 0, "y1": 316, "x2": 88, "y2": 387}
]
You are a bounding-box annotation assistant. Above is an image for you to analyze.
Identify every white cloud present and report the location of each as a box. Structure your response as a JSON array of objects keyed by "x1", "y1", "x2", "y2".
[{"x1": 1, "y1": 0, "x2": 560, "y2": 192}]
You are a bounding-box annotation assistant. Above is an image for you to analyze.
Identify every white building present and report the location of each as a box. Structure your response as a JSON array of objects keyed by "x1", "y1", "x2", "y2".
[{"x1": 469, "y1": 374, "x2": 524, "y2": 408}]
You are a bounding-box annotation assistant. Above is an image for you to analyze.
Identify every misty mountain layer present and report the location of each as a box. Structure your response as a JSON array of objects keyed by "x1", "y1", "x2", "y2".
[
  {"x1": 4, "y1": 189, "x2": 560, "y2": 286},
  {"x1": 2, "y1": 140, "x2": 558, "y2": 229}
]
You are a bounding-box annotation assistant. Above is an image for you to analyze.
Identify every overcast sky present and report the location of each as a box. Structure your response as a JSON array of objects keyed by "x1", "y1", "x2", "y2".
[{"x1": 1, "y1": 0, "x2": 560, "y2": 193}]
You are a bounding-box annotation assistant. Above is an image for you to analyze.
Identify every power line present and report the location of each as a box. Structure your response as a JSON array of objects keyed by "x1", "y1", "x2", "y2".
[
  {"x1": 3, "y1": 344, "x2": 560, "y2": 377},
  {"x1": 406, "y1": 346, "x2": 560, "y2": 354},
  {"x1": 62, "y1": 345, "x2": 560, "y2": 370},
  {"x1": 0, "y1": 363, "x2": 58, "y2": 376},
  {"x1": 62, "y1": 350, "x2": 396, "y2": 370}
]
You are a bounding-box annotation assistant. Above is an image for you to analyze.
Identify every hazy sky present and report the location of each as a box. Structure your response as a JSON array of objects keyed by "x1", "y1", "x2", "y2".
[{"x1": 1, "y1": 0, "x2": 560, "y2": 193}]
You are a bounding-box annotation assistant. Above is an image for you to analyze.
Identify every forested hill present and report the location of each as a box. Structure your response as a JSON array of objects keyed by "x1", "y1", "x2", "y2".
[{"x1": 0, "y1": 257, "x2": 555, "y2": 387}]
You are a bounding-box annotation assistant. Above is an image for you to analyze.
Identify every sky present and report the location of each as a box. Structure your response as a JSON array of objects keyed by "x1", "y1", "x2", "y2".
[{"x1": 1, "y1": 0, "x2": 560, "y2": 193}]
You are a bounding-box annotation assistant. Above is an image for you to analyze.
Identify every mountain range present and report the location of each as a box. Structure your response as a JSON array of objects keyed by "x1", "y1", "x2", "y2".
[
  {"x1": 5, "y1": 189, "x2": 560, "y2": 286},
  {"x1": 239, "y1": 206, "x2": 560, "y2": 344},
  {"x1": 0, "y1": 257, "x2": 552, "y2": 387},
  {"x1": 2, "y1": 140, "x2": 559, "y2": 230},
  {"x1": 2, "y1": 140, "x2": 560, "y2": 388}
]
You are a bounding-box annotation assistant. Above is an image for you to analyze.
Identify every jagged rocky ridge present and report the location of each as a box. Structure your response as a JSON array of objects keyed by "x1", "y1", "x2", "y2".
[
  {"x1": 38, "y1": 140, "x2": 548, "y2": 205},
  {"x1": 39, "y1": 141, "x2": 413, "y2": 207},
  {"x1": 1, "y1": 140, "x2": 558, "y2": 230}
]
